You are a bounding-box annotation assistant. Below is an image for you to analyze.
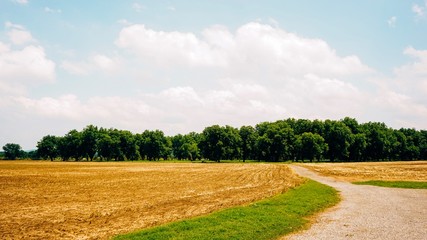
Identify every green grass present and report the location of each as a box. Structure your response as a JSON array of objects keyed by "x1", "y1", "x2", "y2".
[
  {"x1": 353, "y1": 180, "x2": 427, "y2": 189},
  {"x1": 114, "y1": 180, "x2": 339, "y2": 240}
]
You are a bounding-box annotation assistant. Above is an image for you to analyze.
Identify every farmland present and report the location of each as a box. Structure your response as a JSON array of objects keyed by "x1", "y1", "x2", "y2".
[
  {"x1": 299, "y1": 161, "x2": 427, "y2": 182},
  {"x1": 0, "y1": 161, "x2": 302, "y2": 239}
]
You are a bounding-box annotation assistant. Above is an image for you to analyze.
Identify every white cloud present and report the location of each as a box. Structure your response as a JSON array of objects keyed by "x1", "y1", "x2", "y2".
[
  {"x1": 44, "y1": 7, "x2": 62, "y2": 13},
  {"x1": 0, "y1": 81, "x2": 27, "y2": 96},
  {"x1": 132, "y1": 3, "x2": 145, "y2": 12},
  {"x1": 61, "y1": 54, "x2": 120, "y2": 75},
  {"x1": 60, "y1": 60, "x2": 91, "y2": 75},
  {"x1": 5, "y1": 22, "x2": 34, "y2": 45},
  {"x1": 168, "y1": 5, "x2": 176, "y2": 11},
  {"x1": 388, "y1": 16, "x2": 397, "y2": 27},
  {"x1": 0, "y1": 44, "x2": 55, "y2": 100},
  {"x1": 232, "y1": 22, "x2": 372, "y2": 77},
  {"x1": 294, "y1": 74, "x2": 365, "y2": 117},
  {"x1": 111, "y1": 21, "x2": 427, "y2": 131},
  {"x1": 14, "y1": 94, "x2": 160, "y2": 134},
  {"x1": 0, "y1": 41, "x2": 9, "y2": 53},
  {"x1": 17, "y1": 94, "x2": 82, "y2": 119},
  {"x1": 92, "y1": 54, "x2": 120, "y2": 72},
  {"x1": 375, "y1": 90, "x2": 427, "y2": 116},
  {"x1": 369, "y1": 85, "x2": 427, "y2": 129},
  {"x1": 16, "y1": 94, "x2": 152, "y2": 120},
  {"x1": 12, "y1": 0, "x2": 28, "y2": 5},
  {"x1": 5, "y1": 21, "x2": 427, "y2": 150},
  {"x1": 0, "y1": 22, "x2": 55, "y2": 101},
  {"x1": 141, "y1": 73, "x2": 366, "y2": 131},
  {"x1": 116, "y1": 22, "x2": 372, "y2": 77},
  {"x1": 116, "y1": 24, "x2": 225, "y2": 67},
  {"x1": 112, "y1": 21, "x2": 377, "y2": 128},
  {"x1": 8, "y1": 72, "x2": 417, "y2": 141},
  {"x1": 7, "y1": 29, "x2": 33, "y2": 45},
  {"x1": 158, "y1": 86, "x2": 204, "y2": 107},
  {"x1": 412, "y1": 3, "x2": 425, "y2": 17},
  {"x1": 118, "y1": 19, "x2": 132, "y2": 26},
  {"x1": 393, "y1": 47, "x2": 427, "y2": 101},
  {"x1": 5, "y1": 22, "x2": 24, "y2": 29},
  {"x1": 395, "y1": 47, "x2": 427, "y2": 80},
  {"x1": 201, "y1": 25, "x2": 235, "y2": 50},
  {"x1": 141, "y1": 85, "x2": 287, "y2": 131},
  {"x1": 396, "y1": 47, "x2": 427, "y2": 76},
  {"x1": 358, "y1": 46, "x2": 427, "y2": 129},
  {"x1": 268, "y1": 18, "x2": 279, "y2": 27},
  {"x1": 229, "y1": 82, "x2": 268, "y2": 98},
  {"x1": 0, "y1": 44, "x2": 55, "y2": 82}
]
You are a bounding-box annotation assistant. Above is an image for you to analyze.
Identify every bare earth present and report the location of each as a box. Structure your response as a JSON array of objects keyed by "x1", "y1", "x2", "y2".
[
  {"x1": 285, "y1": 165, "x2": 427, "y2": 240},
  {"x1": 299, "y1": 161, "x2": 427, "y2": 182},
  {"x1": 0, "y1": 161, "x2": 302, "y2": 239}
]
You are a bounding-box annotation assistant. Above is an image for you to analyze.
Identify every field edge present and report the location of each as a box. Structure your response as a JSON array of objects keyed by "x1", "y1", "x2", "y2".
[
  {"x1": 353, "y1": 180, "x2": 427, "y2": 189},
  {"x1": 114, "y1": 179, "x2": 340, "y2": 240}
]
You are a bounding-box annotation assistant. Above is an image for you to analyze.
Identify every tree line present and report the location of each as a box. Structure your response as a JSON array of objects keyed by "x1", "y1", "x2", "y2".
[
  {"x1": 1, "y1": 143, "x2": 37, "y2": 160},
  {"x1": 2, "y1": 117, "x2": 427, "y2": 162}
]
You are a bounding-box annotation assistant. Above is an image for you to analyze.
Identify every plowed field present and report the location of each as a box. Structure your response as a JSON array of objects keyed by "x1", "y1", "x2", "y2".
[
  {"x1": 0, "y1": 161, "x2": 302, "y2": 239},
  {"x1": 299, "y1": 161, "x2": 427, "y2": 182}
]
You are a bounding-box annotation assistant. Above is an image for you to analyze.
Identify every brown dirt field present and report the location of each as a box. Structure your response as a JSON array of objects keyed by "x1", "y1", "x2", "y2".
[
  {"x1": 0, "y1": 161, "x2": 302, "y2": 239},
  {"x1": 298, "y1": 161, "x2": 427, "y2": 182}
]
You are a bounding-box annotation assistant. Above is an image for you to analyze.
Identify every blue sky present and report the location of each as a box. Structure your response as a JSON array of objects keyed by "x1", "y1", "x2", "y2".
[{"x1": 1, "y1": 0, "x2": 427, "y2": 149}]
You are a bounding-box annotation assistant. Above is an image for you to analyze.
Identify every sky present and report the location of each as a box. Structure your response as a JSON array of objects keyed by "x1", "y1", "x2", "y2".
[{"x1": 1, "y1": 0, "x2": 427, "y2": 150}]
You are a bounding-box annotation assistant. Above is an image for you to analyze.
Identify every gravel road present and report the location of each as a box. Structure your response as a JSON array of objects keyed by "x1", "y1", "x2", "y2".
[{"x1": 284, "y1": 165, "x2": 427, "y2": 240}]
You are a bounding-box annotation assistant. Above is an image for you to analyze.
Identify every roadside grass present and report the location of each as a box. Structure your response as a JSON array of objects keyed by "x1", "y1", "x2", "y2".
[
  {"x1": 353, "y1": 180, "x2": 427, "y2": 189},
  {"x1": 114, "y1": 180, "x2": 339, "y2": 240}
]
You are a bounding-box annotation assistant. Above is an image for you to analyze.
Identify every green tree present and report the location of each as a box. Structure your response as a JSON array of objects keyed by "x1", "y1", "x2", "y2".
[
  {"x1": 296, "y1": 132, "x2": 327, "y2": 162},
  {"x1": 2, "y1": 143, "x2": 24, "y2": 160},
  {"x1": 255, "y1": 121, "x2": 295, "y2": 162},
  {"x1": 172, "y1": 133, "x2": 200, "y2": 160},
  {"x1": 362, "y1": 122, "x2": 393, "y2": 160},
  {"x1": 311, "y1": 119, "x2": 325, "y2": 135},
  {"x1": 171, "y1": 134, "x2": 186, "y2": 160},
  {"x1": 341, "y1": 117, "x2": 360, "y2": 134},
  {"x1": 199, "y1": 125, "x2": 242, "y2": 162},
  {"x1": 398, "y1": 128, "x2": 420, "y2": 160},
  {"x1": 239, "y1": 126, "x2": 257, "y2": 161},
  {"x1": 391, "y1": 130, "x2": 407, "y2": 160},
  {"x1": 419, "y1": 130, "x2": 427, "y2": 160},
  {"x1": 323, "y1": 120, "x2": 352, "y2": 161},
  {"x1": 27, "y1": 117, "x2": 427, "y2": 163},
  {"x1": 80, "y1": 125, "x2": 99, "y2": 161},
  {"x1": 348, "y1": 133, "x2": 367, "y2": 161},
  {"x1": 255, "y1": 134, "x2": 271, "y2": 161},
  {"x1": 222, "y1": 125, "x2": 242, "y2": 160},
  {"x1": 293, "y1": 119, "x2": 311, "y2": 135},
  {"x1": 58, "y1": 130, "x2": 82, "y2": 161},
  {"x1": 27, "y1": 150, "x2": 39, "y2": 160},
  {"x1": 97, "y1": 128, "x2": 117, "y2": 161},
  {"x1": 37, "y1": 135, "x2": 59, "y2": 161},
  {"x1": 137, "y1": 130, "x2": 171, "y2": 160},
  {"x1": 118, "y1": 130, "x2": 139, "y2": 160},
  {"x1": 200, "y1": 125, "x2": 226, "y2": 162}
]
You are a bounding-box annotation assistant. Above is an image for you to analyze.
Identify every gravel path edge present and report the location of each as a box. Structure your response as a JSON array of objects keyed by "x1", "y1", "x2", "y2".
[{"x1": 282, "y1": 165, "x2": 427, "y2": 240}]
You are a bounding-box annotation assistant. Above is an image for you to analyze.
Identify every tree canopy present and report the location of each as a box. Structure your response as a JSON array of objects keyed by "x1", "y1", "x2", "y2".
[
  {"x1": 2, "y1": 143, "x2": 25, "y2": 160},
  {"x1": 29, "y1": 117, "x2": 427, "y2": 162}
]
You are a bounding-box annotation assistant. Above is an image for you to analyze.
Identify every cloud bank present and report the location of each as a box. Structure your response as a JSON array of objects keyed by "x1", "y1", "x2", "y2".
[{"x1": 1, "y1": 21, "x2": 427, "y2": 148}]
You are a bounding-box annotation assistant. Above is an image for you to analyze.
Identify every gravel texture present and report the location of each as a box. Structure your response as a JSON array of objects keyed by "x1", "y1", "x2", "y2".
[{"x1": 285, "y1": 165, "x2": 427, "y2": 240}]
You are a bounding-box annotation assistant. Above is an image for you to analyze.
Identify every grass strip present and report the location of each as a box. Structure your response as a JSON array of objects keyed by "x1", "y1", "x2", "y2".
[
  {"x1": 114, "y1": 180, "x2": 339, "y2": 240},
  {"x1": 353, "y1": 180, "x2": 427, "y2": 189}
]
